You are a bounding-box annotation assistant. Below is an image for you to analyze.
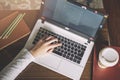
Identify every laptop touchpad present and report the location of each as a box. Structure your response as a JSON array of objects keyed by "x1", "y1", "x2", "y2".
[{"x1": 33, "y1": 53, "x2": 62, "y2": 69}]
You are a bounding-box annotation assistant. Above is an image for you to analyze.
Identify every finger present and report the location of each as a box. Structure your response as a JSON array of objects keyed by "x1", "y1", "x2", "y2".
[
  {"x1": 47, "y1": 48, "x2": 54, "y2": 53},
  {"x1": 49, "y1": 43, "x2": 62, "y2": 49},
  {"x1": 46, "y1": 38, "x2": 58, "y2": 45},
  {"x1": 37, "y1": 36, "x2": 49, "y2": 44},
  {"x1": 35, "y1": 36, "x2": 47, "y2": 46},
  {"x1": 36, "y1": 39, "x2": 43, "y2": 45},
  {"x1": 41, "y1": 36, "x2": 48, "y2": 40},
  {"x1": 45, "y1": 36, "x2": 54, "y2": 41},
  {"x1": 36, "y1": 36, "x2": 46, "y2": 44}
]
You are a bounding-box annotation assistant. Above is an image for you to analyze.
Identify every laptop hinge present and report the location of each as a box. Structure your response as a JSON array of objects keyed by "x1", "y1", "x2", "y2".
[
  {"x1": 41, "y1": 16, "x2": 46, "y2": 23},
  {"x1": 87, "y1": 37, "x2": 94, "y2": 43}
]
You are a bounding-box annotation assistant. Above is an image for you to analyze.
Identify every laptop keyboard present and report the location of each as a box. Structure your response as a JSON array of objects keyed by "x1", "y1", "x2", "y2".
[{"x1": 32, "y1": 27, "x2": 87, "y2": 64}]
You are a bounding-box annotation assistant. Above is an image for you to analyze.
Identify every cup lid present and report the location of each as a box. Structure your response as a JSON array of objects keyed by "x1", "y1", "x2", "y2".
[{"x1": 99, "y1": 47, "x2": 119, "y2": 67}]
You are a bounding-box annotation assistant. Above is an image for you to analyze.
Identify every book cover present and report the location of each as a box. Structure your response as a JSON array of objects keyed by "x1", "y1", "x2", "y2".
[{"x1": 0, "y1": 11, "x2": 31, "y2": 50}]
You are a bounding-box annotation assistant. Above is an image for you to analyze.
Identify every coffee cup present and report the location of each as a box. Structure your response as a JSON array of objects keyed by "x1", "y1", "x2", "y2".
[{"x1": 98, "y1": 47, "x2": 119, "y2": 68}]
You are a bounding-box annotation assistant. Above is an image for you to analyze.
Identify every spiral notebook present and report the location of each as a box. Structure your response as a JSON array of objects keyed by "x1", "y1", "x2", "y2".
[{"x1": 0, "y1": 11, "x2": 30, "y2": 50}]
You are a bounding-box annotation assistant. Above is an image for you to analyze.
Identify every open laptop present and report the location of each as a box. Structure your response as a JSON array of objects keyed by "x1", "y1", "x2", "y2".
[{"x1": 24, "y1": 0, "x2": 106, "y2": 80}]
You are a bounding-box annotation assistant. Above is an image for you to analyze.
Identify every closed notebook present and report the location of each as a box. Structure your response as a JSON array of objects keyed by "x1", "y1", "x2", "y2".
[
  {"x1": 92, "y1": 46, "x2": 120, "y2": 80},
  {"x1": 0, "y1": 11, "x2": 30, "y2": 50}
]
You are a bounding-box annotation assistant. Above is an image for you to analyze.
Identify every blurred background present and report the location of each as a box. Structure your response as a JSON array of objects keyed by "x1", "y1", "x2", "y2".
[{"x1": 0, "y1": 0, "x2": 103, "y2": 10}]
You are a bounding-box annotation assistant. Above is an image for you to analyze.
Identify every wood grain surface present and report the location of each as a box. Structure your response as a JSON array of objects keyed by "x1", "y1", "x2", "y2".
[{"x1": 0, "y1": 0, "x2": 120, "y2": 79}]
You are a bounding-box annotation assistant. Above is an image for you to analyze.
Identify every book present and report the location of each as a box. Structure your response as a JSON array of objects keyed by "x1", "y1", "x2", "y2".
[
  {"x1": 92, "y1": 46, "x2": 120, "y2": 80},
  {"x1": 0, "y1": 11, "x2": 31, "y2": 50}
]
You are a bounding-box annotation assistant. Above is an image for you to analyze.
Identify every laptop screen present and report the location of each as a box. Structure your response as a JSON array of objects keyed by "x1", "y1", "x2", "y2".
[{"x1": 42, "y1": 0, "x2": 104, "y2": 38}]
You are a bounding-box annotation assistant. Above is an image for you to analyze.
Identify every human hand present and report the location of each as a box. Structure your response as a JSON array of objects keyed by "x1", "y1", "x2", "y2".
[{"x1": 30, "y1": 36, "x2": 62, "y2": 57}]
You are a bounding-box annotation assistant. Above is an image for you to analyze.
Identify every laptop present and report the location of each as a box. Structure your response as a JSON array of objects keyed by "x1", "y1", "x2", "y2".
[{"x1": 24, "y1": 0, "x2": 106, "y2": 80}]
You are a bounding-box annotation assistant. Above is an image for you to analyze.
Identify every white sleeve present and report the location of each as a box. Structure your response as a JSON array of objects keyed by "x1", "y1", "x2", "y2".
[{"x1": 0, "y1": 48, "x2": 35, "y2": 80}]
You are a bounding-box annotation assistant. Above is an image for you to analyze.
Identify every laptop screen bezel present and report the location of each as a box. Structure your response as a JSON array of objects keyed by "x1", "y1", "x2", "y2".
[{"x1": 39, "y1": 0, "x2": 106, "y2": 41}]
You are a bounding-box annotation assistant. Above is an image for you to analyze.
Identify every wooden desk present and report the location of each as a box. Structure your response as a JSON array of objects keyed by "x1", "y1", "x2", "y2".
[{"x1": 0, "y1": 10, "x2": 106, "y2": 80}]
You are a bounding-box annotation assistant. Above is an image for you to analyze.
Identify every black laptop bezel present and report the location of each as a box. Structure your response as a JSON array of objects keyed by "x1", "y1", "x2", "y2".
[{"x1": 39, "y1": 0, "x2": 107, "y2": 42}]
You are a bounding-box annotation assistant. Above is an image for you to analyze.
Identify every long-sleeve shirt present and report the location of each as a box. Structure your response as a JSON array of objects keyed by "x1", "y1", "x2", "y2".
[{"x1": 0, "y1": 48, "x2": 35, "y2": 80}]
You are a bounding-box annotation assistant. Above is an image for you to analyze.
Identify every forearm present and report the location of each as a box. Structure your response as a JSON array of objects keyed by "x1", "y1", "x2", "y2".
[{"x1": 0, "y1": 48, "x2": 35, "y2": 80}]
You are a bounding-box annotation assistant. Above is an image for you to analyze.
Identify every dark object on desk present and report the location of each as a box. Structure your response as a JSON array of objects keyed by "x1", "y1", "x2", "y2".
[
  {"x1": 92, "y1": 46, "x2": 120, "y2": 80},
  {"x1": 0, "y1": 11, "x2": 30, "y2": 50},
  {"x1": 86, "y1": 0, "x2": 92, "y2": 6}
]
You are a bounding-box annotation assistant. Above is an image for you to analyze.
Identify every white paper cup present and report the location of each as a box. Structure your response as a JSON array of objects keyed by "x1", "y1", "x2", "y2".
[{"x1": 98, "y1": 47, "x2": 119, "y2": 68}]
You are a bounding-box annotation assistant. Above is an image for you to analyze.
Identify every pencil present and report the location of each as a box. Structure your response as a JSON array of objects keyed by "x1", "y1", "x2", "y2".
[
  {"x1": 0, "y1": 13, "x2": 26, "y2": 39},
  {"x1": 0, "y1": 14, "x2": 21, "y2": 39},
  {"x1": 5, "y1": 13, "x2": 26, "y2": 39}
]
